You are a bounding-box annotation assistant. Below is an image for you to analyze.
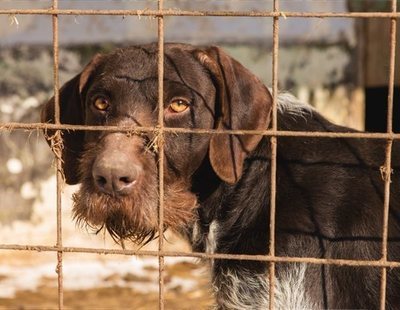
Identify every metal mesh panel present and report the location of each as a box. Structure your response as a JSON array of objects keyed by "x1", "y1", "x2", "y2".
[{"x1": 0, "y1": 1, "x2": 397, "y2": 309}]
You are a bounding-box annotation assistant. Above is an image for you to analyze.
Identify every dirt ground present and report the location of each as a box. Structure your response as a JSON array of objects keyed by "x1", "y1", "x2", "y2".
[
  {"x1": 0, "y1": 260, "x2": 213, "y2": 310},
  {"x1": 0, "y1": 181, "x2": 214, "y2": 310}
]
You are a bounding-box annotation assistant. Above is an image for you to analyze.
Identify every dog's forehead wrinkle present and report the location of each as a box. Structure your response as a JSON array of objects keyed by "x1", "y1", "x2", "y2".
[
  {"x1": 93, "y1": 51, "x2": 212, "y2": 105},
  {"x1": 113, "y1": 75, "x2": 157, "y2": 84},
  {"x1": 106, "y1": 46, "x2": 207, "y2": 90},
  {"x1": 104, "y1": 48, "x2": 157, "y2": 77}
]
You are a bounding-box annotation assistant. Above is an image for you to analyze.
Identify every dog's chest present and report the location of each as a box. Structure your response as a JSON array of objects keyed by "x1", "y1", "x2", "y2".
[
  {"x1": 205, "y1": 220, "x2": 219, "y2": 254},
  {"x1": 191, "y1": 221, "x2": 318, "y2": 308},
  {"x1": 215, "y1": 263, "x2": 318, "y2": 309},
  {"x1": 191, "y1": 219, "x2": 219, "y2": 254}
]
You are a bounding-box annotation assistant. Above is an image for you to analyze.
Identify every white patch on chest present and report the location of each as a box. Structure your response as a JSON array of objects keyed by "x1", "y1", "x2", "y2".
[
  {"x1": 206, "y1": 220, "x2": 218, "y2": 254},
  {"x1": 214, "y1": 263, "x2": 318, "y2": 309}
]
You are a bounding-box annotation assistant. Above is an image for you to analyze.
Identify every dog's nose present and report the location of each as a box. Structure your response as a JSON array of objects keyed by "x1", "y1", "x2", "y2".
[{"x1": 92, "y1": 154, "x2": 142, "y2": 195}]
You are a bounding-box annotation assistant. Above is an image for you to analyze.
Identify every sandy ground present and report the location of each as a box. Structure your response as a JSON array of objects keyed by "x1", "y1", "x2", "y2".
[
  {"x1": 0, "y1": 255, "x2": 213, "y2": 309},
  {"x1": 0, "y1": 286, "x2": 212, "y2": 310},
  {"x1": 0, "y1": 177, "x2": 213, "y2": 309},
  {"x1": 0, "y1": 237, "x2": 213, "y2": 310}
]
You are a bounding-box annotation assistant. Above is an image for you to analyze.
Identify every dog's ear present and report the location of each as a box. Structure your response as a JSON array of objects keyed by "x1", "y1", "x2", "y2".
[
  {"x1": 194, "y1": 47, "x2": 272, "y2": 184},
  {"x1": 41, "y1": 54, "x2": 102, "y2": 185}
]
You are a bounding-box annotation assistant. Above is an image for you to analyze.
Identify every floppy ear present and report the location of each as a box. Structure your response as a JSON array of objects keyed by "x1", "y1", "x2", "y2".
[
  {"x1": 41, "y1": 54, "x2": 102, "y2": 185},
  {"x1": 194, "y1": 47, "x2": 272, "y2": 184}
]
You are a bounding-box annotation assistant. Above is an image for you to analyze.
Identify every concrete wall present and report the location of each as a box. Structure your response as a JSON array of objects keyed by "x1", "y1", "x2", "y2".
[{"x1": 0, "y1": 0, "x2": 353, "y2": 46}]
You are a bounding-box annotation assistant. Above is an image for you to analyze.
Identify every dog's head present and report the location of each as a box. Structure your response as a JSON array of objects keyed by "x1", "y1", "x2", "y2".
[{"x1": 41, "y1": 43, "x2": 272, "y2": 243}]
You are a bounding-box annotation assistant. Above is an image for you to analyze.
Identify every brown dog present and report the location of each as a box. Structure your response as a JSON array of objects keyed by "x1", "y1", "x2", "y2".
[{"x1": 42, "y1": 43, "x2": 400, "y2": 309}]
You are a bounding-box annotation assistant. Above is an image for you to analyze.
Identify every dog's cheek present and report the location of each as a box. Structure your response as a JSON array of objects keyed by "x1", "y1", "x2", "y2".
[
  {"x1": 164, "y1": 184, "x2": 198, "y2": 234},
  {"x1": 164, "y1": 133, "x2": 210, "y2": 176}
]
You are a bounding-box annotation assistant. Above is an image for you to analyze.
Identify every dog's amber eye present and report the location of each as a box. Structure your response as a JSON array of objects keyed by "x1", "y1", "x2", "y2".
[
  {"x1": 93, "y1": 97, "x2": 110, "y2": 111},
  {"x1": 168, "y1": 99, "x2": 190, "y2": 113}
]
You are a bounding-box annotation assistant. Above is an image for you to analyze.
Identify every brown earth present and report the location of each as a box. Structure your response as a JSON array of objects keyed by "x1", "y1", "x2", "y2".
[{"x1": 0, "y1": 261, "x2": 213, "y2": 310}]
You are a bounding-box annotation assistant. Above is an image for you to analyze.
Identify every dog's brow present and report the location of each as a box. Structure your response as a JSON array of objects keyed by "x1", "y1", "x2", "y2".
[
  {"x1": 114, "y1": 75, "x2": 157, "y2": 83},
  {"x1": 114, "y1": 75, "x2": 188, "y2": 86}
]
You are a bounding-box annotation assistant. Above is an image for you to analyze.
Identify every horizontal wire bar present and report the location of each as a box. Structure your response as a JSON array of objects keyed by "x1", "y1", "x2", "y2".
[
  {"x1": 0, "y1": 243, "x2": 399, "y2": 268},
  {"x1": 0, "y1": 9, "x2": 400, "y2": 18},
  {"x1": 2, "y1": 122, "x2": 400, "y2": 140}
]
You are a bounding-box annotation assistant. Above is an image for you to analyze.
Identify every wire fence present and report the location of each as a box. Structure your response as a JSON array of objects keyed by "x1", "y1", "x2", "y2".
[{"x1": 0, "y1": 1, "x2": 398, "y2": 309}]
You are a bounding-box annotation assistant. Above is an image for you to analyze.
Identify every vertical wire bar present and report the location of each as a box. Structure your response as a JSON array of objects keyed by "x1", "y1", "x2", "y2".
[
  {"x1": 268, "y1": 1, "x2": 279, "y2": 309},
  {"x1": 379, "y1": 1, "x2": 397, "y2": 309},
  {"x1": 52, "y1": 0, "x2": 63, "y2": 309},
  {"x1": 157, "y1": 1, "x2": 165, "y2": 309}
]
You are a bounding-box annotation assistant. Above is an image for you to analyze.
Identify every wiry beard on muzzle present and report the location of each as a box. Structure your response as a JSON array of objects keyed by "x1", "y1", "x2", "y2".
[
  {"x1": 72, "y1": 181, "x2": 199, "y2": 246},
  {"x1": 72, "y1": 141, "x2": 199, "y2": 246},
  {"x1": 72, "y1": 185, "x2": 159, "y2": 245}
]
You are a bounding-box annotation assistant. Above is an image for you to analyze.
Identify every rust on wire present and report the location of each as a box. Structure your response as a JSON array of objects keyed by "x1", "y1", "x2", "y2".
[
  {"x1": 2, "y1": 243, "x2": 400, "y2": 269},
  {"x1": 4, "y1": 122, "x2": 400, "y2": 140},
  {"x1": 157, "y1": 0, "x2": 165, "y2": 309},
  {"x1": 51, "y1": 0, "x2": 64, "y2": 308},
  {"x1": 268, "y1": 0, "x2": 280, "y2": 308},
  {"x1": 379, "y1": 1, "x2": 398, "y2": 309},
  {"x1": 1, "y1": 8, "x2": 400, "y2": 18}
]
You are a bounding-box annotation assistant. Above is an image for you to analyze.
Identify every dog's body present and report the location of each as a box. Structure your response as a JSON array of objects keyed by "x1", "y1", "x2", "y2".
[
  {"x1": 192, "y1": 94, "x2": 400, "y2": 309},
  {"x1": 42, "y1": 43, "x2": 400, "y2": 309}
]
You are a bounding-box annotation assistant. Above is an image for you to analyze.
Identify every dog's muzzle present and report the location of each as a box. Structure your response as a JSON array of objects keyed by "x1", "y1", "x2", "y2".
[{"x1": 91, "y1": 133, "x2": 145, "y2": 196}]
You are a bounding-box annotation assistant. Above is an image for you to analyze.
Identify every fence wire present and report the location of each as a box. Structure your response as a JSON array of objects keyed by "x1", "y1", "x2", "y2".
[
  {"x1": 51, "y1": 0, "x2": 64, "y2": 308},
  {"x1": 0, "y1": 1, "x2": 398, "y2": 310},
  {"x1": 379, "y1": 1, "x2": 397, "y2": 308}
]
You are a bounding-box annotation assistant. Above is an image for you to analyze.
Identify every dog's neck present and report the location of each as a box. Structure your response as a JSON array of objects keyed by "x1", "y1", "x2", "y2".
[{"x1": 190, "y1": 138, "x2": 271, "y2": 257}]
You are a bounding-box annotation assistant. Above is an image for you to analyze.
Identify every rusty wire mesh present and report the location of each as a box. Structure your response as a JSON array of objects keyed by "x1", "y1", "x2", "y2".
[{"x1": 0, "y1": 1, "x2": 398, "y2": 309}]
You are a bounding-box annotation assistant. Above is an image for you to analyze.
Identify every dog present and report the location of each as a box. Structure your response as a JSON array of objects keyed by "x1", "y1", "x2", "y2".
[{"x1": 42, "y1": 43, "x2": 400, "y2": 309}]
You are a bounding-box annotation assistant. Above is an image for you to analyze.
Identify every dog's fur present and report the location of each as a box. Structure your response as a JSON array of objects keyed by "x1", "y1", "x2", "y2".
[{"x1": 42, "y1": 43, "x2": 400, "y2": 309}]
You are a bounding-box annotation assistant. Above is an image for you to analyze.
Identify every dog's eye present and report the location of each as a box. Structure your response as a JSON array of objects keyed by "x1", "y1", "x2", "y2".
[
  {"x1": 93, "y1": 97, "x2": 110, "y2": 111},
  {"x1": 168, "y1": 99, "x2": 190, "y2": 113}
]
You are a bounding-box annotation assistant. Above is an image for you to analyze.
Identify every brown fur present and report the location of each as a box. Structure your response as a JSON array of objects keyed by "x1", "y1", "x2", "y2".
[{"x1": 72, "y1": 138, "x2": 198, "y2": 244}]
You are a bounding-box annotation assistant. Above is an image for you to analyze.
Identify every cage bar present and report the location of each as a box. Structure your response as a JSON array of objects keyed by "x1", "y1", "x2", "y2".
[
  {"x1": 1, "y1": 9, "x2": 400, "y2": 18},
  {"x1": 51, "y1": 0, "x2": 64, "y2": 308},
  {"x1": 2, "y1": 244, "x2": 400, "y2": 268},
  {"x1": 379, "y1": 0, "x2": 398, "y2": 309},
  {"x1": 268, "y1": 0, "x2": 280, "y2": 308},
  {"x1": 5, "y1": 123, "x2": 400, "y2": 140},
  {"x1": 157, "y1": 1, "x2": 165, "y2": 309}
]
